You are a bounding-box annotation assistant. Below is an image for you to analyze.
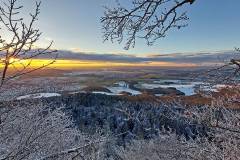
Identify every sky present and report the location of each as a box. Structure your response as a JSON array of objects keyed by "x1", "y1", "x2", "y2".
[
  {"x1": 1, "y1": 0, "x2": 240, "y2": 69},
  {"x1": 16, "y1": 0, "x2": 240, "y2": 56}
]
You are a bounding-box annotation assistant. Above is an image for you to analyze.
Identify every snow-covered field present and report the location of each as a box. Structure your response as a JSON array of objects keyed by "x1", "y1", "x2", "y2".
[
  {"x1": 138, "y1": 80, "x2": 226, "y2": 96},
  {"x1": 17, "y1": 93, "x2": 61, "y2": 100},
  {"x1": 107, "y1": 87, "x2": 141, "y2": 95},
  {"x1": 139, "y1": 80, "x2": 226, "y2": 96},
  {"x1": 140, "y1": 83, "x2": 199, "y2": 96},
  {"x1": 10, "y1": 79, "x2": 228, "y2": 100},
  {"x1": 89, "y1": 80, "x2": 227, "y2": 96},
  {"x1": 92, "y1": 91, "x2": 120, "y2": 96},
  {"x1": 86, "y1": 87, "x2": 141, "y2": 96}
]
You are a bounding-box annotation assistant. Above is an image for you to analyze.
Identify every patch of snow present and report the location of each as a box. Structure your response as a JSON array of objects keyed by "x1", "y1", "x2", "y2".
[
  {"x1": 69, "y1": 91, "x2": 86, "y2": 94},
  {"x1": 107, "y1": 87, "x2": 141, "y2": 95},
  {"x1": 17, "y1": 93, "x2": 61, "y2": 100},
  {"x1": 92, "y1": 91, "x2": 120, "y2": 96}
]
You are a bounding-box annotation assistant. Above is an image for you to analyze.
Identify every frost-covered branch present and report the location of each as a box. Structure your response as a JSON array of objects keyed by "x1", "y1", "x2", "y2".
[
  {"x1": 0, "y1": 0, "x2": 57, "y2": 87},
  {"x1": 101, "y1": 0, "x2": 195, "y2": 49}
]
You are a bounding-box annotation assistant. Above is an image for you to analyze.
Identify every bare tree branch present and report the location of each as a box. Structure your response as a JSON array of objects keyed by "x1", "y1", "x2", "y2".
[
  {"x1": 101, "y1": 0, "x2": 195, "y2": 50},
  {"x1": 0, "y1": 0, "x2": 57, "y2": 87},
  {"x1": 202, "y1": 49, "x2": 240, "y2": 84}
]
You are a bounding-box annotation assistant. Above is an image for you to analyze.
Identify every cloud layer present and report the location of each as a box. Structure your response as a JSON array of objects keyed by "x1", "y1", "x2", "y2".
[
  {"x1": 1, "y1": 49, "x2": 238, "y2": 66},
  {"x1": 43, "y1": 50, "x2": 238, "y2": 66}
]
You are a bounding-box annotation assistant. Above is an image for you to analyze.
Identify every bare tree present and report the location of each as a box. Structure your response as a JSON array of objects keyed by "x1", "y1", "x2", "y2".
[
  {"x1": 0, "y1": 1, "x2": 111, "y2": 159},
  {"x1": 202, "y1": 48, "x2": 240, "y2": 84},
  {"x1": 0, "y1": 102, "x2": 107, "y2": 160},
  {"x1": 0, "y1": 0, "x2": 57, "y2": 87},
  {"x1": 101, "y1": 0, "x2": 195, "y2": 50},
  {"x1": 115, "y1": 94, "x2": 240, "y2": 160},
  {"x1": 115, "y1": 131, "x2": 240, "y2": 160}
]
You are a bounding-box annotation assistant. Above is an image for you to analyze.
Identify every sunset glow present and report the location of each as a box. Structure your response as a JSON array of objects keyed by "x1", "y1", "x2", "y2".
[{"x1": 0, "y1": 59, "x2": 197, "y2": 69}]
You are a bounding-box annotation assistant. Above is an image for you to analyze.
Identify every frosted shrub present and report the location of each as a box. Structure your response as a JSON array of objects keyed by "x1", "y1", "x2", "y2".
[{"x1": 0, "y1": 102, "x2": 106, "y2": 160}]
